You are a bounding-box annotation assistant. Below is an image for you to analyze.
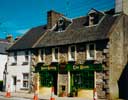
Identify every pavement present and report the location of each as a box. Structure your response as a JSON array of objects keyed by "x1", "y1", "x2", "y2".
[{"x1": 0, "y1": 91, "x2": 93, "y2": 100}]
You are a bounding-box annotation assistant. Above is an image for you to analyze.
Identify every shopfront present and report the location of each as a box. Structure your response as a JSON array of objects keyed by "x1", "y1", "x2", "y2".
[{"x1": 35, "y1": 61, "x2": 103, "y2": 97}]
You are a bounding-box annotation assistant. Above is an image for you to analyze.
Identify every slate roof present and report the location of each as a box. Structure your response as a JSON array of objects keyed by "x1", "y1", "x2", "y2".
[
  {"x1": 35, "y1": 14, "x2": 118, "y2": 48},
  {"x1": 8, "y1": 25, "x2": 47, "y2": 51},
  {"x1": 8, "y1": 9, "x2": 119, "y2": 50},
  {"x1": 0, "y1": 39, "x2": 10, "y2": 54}
]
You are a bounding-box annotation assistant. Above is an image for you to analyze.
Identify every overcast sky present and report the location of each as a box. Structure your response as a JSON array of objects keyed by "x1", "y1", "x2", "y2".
[{"x1": 0, "y1": 0, "x2": 114, "y2": 38}]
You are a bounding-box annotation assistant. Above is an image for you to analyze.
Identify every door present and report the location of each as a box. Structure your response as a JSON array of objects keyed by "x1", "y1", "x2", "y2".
[{"x1": 12, "y1": 76, "x2": 17, "y2": 92}]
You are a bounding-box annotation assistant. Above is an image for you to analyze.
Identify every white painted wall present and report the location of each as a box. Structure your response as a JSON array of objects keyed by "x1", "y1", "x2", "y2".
[
  {"x1": 0, "y1": 54, "x2": 7, "y2": 81},
  {"x1": 6, "y1": 51, "x2": 31, "y2": 92}
]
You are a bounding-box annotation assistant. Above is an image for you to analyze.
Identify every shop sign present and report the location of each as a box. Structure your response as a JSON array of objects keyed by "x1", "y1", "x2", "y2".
[
  {"x1": 41, "y1": 66, "x2": 56, "y2": 70},
  {"x1": 80, "y1": 65, "x2": 89, "y2": 69},
  {"x1": 73, "y1": 65, "x2": 79, "y2": 70}
]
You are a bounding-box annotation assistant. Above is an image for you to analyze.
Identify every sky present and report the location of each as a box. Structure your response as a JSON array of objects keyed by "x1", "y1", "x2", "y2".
[{"x1": 0, "y1": 0, "x2": 115, "y2": 39}]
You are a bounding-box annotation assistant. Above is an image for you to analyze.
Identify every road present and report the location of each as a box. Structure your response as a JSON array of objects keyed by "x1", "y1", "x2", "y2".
[{"x1": 0, "y1": 96, "x2": 31, "y2": 100}]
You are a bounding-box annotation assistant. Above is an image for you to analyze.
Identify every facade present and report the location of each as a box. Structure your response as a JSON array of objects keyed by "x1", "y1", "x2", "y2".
[
  {"x1": 6, "y1": 0, "x2": 128, "y2": 99},
  {"x1": 6, "y1": 26, "x2": 47, "y2": 92},
  {"x1": 0, "y1": 38, "x2": 11, "y2": 91}
]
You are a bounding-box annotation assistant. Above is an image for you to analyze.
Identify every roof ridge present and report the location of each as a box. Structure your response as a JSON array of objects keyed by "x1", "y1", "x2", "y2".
[{"x1": 32, "y1": 30, "x2": 49, "y2": 48}]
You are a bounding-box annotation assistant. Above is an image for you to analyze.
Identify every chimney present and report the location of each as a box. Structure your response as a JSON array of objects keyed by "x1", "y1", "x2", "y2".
[
  {"x1": 115, "y1": 0, "x2": 128, "y2": 15},
  {"x1": 47, "y1": 10, "x2": 63, "y2": 29},
  {"x1": 6, "y1": 35, "x2": 13, "y2": 43}
]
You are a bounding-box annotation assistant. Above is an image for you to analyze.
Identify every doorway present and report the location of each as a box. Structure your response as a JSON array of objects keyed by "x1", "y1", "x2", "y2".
[{"x1": 12, "y1": 76, "x2": 17, "y2": 92}]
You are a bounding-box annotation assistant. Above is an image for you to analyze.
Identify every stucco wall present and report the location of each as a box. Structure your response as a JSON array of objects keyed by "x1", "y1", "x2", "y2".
[
  {"x1": 6, "y1": 51, "x2": 31, "y2": 92},
  {"x1": 0, "y1": 54, "x2": 7, "y2": 81}
]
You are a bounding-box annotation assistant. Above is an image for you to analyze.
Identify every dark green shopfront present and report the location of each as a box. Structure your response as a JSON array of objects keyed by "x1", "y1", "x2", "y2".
[{"x1": 35, "y1": 61, "x2": 102, "y2": 97}]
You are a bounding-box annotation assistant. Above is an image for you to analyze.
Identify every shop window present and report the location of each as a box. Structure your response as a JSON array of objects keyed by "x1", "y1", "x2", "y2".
[
  {"x1": 68, "y1": 46, "x2": 76, "y2": 61},
  {"x1": 86, "y1": 44, "x2": 96, "y2": 60},
  {"x1": 23, "y1": 73, "x2": 29, "y2": 88},
  {"x1": 40, "y1": 71, "x2": 53, "y2": 87},
  {"x1": 72, "y1": 70, "x2": 94, "y2": 89},
  {"x1": 52, "y1": 48, "x2": 59, "y2": 62}
]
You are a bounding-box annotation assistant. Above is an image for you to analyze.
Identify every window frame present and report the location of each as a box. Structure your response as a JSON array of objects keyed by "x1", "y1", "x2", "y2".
[
  {"x1": 25, "y1": 51, "x2": 29, "y2": 62},
  {"x1": 86, "y1": 43, "x2": 96, "y2": 60},
  {"x1": 38, "y1": 49, "x2": 45, "y2": 62},
  {"x1": 68, "y1": 45, "x2": 76, "y2": 61},
  {"x1": 52, "y1": 47, "x2": 59, "y2": 62},
  {"x1": 22, "y1": 73, "x2": 29, "y2": 88},
  {"x1": 14, "y1": 52, "x2": 17, "y2": 63}
]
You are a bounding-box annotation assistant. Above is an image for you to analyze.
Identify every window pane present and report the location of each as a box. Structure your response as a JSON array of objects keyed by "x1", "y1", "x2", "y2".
[
  {"x1": 89, "y1": 44, "x2": 94, "y2": 58},
  {"x1": 25, "y1": 51, "x2": 29, "y2": 61},
  {"x1": 23, "y1": 73, "x2": 29, "y2": 79},
  {"x1": 41, "y1": 49, "x2": 44, "y2": 61},
  {"x1": 14, "y1": 52, "x2": 17, "y2": 61},
  {"x1": 73, "y1": 71, "x2": 94, "y2": 89},
  {"x1": 23, "y1": 81, "x2": 28, "y2": 88},
  {"x1": 55, "y1": 48, "x2": 58, "y2": 60},
  {"x1": 71, "y1": 46, "x2": 75, "y2": 59}
]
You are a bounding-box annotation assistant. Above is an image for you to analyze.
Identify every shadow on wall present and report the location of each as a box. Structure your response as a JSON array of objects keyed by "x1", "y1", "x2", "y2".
[{"x1": 118, "y1": 63, "x2": 128, "y2": 99}]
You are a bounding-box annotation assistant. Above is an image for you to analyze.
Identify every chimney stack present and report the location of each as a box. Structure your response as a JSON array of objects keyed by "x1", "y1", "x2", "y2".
[
  {"x1": 115, "y1": 0, "x2": 128, "y2": 15},
  {"x1": 6, "y1": 35, "x2": 13, "y2": 43},
  {"x1": 47, "y1": 10, "x2": 63, "y2": 29}
]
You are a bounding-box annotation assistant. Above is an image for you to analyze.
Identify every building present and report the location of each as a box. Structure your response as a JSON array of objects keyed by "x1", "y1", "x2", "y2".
[
  {"x1": 6, "y1": 0, "x2": 128, "y2": 99},
  {"x1": 6, "y1": 26, "x2": 47, "y2": 92},
  {"x1": 0, "y1": 38, "x2": 11, "y2": 91}
]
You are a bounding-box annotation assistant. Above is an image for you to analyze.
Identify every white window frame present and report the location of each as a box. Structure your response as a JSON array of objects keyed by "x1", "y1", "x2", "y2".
[
  {"x1": 38, "y1": 49, "x2": 45, "y2": 62},
  {"x1": 14, "y1": 52, "x2": 17, "y2": 63},
  {"x1": 86, "y1": 43, "x2": 96, "y2": 60},
  {"x1": 68, "y1": 45, "x2": 76, "y2": 61},
  {"x1": 22, "y1": 73, "x2": 29, "y2": 88},
  {"x1": 25, "y1": 51, "x2": 29, "y2": 62},
  {"x1": 52, "y1": 47, "x2": 59, "y2": 62}
]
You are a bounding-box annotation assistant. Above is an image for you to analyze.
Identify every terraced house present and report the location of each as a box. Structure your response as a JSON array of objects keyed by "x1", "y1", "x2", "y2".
[
  {"x1": 0, "y1": 37, "x2": 11, "y2": 91},
  {"x1": 6, "y1": 0, "x2": 128, "y2": 99}
]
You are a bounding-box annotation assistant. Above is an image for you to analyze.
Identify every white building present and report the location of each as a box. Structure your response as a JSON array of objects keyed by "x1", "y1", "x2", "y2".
[
  {"x1": 6, "y1": 26, "x2": 46, "y2": 92},
  {"x1": 0, "y1": 39, "x2": 10, "y2": 91},
  {"x1": 6, "y1": 51, "x2": 31, "y2": 92}
]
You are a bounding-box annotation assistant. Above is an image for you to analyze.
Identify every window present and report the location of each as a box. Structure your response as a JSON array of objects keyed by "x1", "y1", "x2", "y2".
[
  {"x1": 39, "y1": 49, "x2": 45, "y2": 62},
  {"x1": 57, "y1": 17, "x2": 65, "y2": 32},
  {"x1": 14, "y1": 52, "x2": 17, "y2": 62},
  {"x1": 24, "y1": 51, "x2": 29, "y2": 61},
  {"x1": 68, "y1": 46, "x2": 76, "y2": 61},
  {"x1": 86, "y1": 44, "x2": 96, "y2": 60},
  {"x1": 23, "y1": 73, "x2": 29, "y2": 88},
  {"x1": 41, "y1": 49, "x2": 45, "y2": 61},
  {"x1": 40, "y1": 71, "x2": 53, "y2": 87},
  {"x1": 72, "y1": 70, "x2": 94, "y2": 89},
  {"x1": 52, "y1": 48, "x2": 59, "y2": 62},
  {"x1": 89, "y1": 13, "x2": 99, "y2": 26}
]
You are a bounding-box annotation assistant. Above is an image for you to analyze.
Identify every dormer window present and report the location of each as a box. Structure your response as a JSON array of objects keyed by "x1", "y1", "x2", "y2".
[
  {"x1": 52, "y1": 48, "x2": 59, "y2": 62},
  {"x1": 86, "y1": 8, "x2": 103, "y2": 26},
  {"x1": 57, "y1": 17, "x2": 65, "y2": 32},
  {"x1": 89, "y1": 13, "x2": 99, "y2": 26}
]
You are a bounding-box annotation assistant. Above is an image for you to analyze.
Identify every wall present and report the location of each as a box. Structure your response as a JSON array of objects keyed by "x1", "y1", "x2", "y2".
[
  {"x1": 0, "y1": 54, "x2": 7, "y2": 81},
  {"x1": 109, "y1": 15, "x2": 126, "y2": 99},
  {"x1": 37, "y1": 41, "x2": 108, "y2": 98},
  {"x1": 6, "y1": 51, "x2": 31, "y2": 92}
]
